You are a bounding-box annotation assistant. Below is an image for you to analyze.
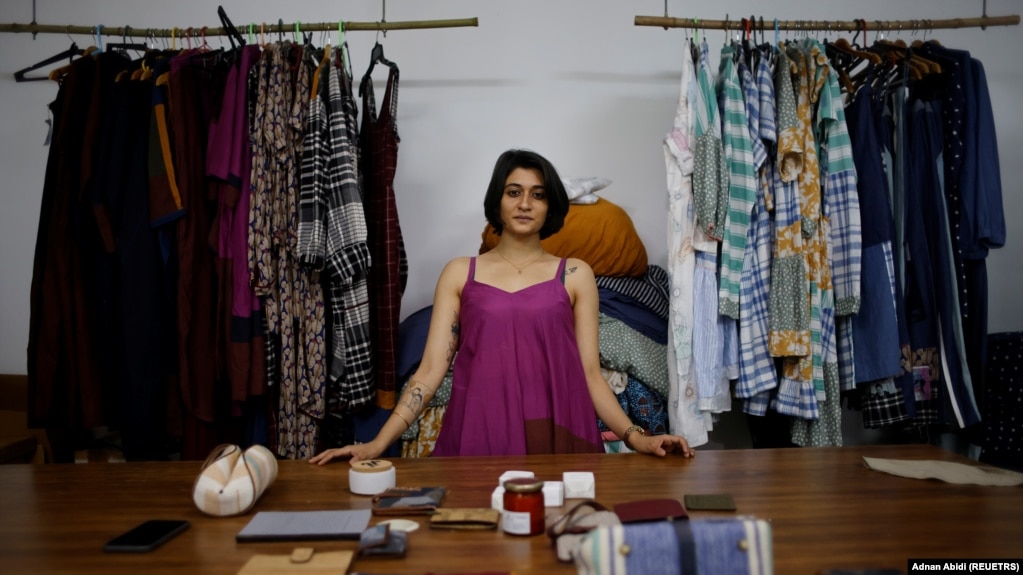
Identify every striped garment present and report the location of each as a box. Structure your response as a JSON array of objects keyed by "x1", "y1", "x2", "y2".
[
  {"x1": 594, "y1": 265, "x2": 669, "y2": 320},
  {"x1": 716, "y1": 45, "x2": 758, "y2": 320},
  {"x1": 299, "y1": 56, "x2": 375, "y2": 410},
  {"x1": 574, "y1": 518, "x2": 773, "y2": 575},
  {"x1": 193, "y1": 444, "x2": 278, "y2": 517}
]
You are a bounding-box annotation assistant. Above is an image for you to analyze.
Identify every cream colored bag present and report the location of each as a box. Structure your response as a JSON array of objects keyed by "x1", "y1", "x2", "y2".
[{"x1": 193, "y1": 444, "x2": 278, "y2": 517}]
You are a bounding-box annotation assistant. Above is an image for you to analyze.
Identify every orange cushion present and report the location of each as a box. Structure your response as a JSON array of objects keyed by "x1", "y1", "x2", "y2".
[{"x1": 479, "y1": 197, "x2": 648, "y2": 277}]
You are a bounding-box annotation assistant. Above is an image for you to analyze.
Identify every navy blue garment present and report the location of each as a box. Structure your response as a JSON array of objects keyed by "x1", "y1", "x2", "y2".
[
  {"x1": 345, "y1": 305, "x2": 435, "y2": 458},
  {"x1": 396, "y1": 305, "x2": 433, "y2": 382},
  {"x1": 878, "y1": 84, "x2": 920, "y2": 418},
  {"x1": 905, "y1": 91, "x2": 980, "y2": 427},
  {"x1": 844, "y1": 84, "x2": 902, "y2": 382},
  {"x1": 980, "y1": 332, "x2": 1023, "y2": 472},
  {"x1": 598, "y1": 288, "x2": 667, "y2": 345},
  {"x1": 113, "y1": 73, "x2": 175, "y2": 460}
]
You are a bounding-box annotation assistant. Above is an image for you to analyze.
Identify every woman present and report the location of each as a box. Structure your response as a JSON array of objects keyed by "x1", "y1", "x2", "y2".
[{"x1": 311, "y1": 149, "x2": 694, "y2": 463}]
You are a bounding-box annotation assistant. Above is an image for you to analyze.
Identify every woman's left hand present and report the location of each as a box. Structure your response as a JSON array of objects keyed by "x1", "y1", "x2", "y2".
[{"x1": 631, "y1": 433, "x2": 696, "y2": 458}]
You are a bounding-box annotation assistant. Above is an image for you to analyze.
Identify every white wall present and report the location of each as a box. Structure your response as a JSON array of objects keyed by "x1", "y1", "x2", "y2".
[{"x1": 1, "y1": 0, "x2": 1021, "y2": 377}]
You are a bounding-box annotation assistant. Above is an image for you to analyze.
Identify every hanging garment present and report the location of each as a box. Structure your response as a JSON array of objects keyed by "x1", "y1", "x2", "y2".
[
  {"x1": 662, "y1": 40, "x2": 704, "y2": 445},
  {"x1": 772, "y1": 46, "x2": 821, "y2": 420},
  {"x1": 905, "y1": 88, "x2": 980, "y2": 428},
  {"x1": 734, "y1": 44, "x2": 778, "y2": 408},
  {"x1": 167, "y1": 49, "x2": 226, "y2": 458},
  {"x1": 28, "y1": 54, "x2": 105, "y2": 460},
  {"x1": 793, "y1": 60, "x2": 857, "y2": 447},
  {"x1": 208, "y1": 45, "x2": 267, "y2": 404},
  {"x1": 715, "y1": 43, "x2": 757, "y2": 321},
  {"x1": 844, "y1": 82, "x2": 902, "y2": 384},
  {"x1": 360, "y1": 62, "x2": 408, "y2": 410},
  {"x1": 432, "y1": 258, "x2": 603, "y2": 456},
  {"x1": 689, "y1": 38, "x2": 733, "y2": 427},
  {"x1": 299, "y1": 49, "x2": 375, "y2": 413},
  {"x1": 249, "y1": 43, "x2": 327, "y2": 459},
  {"x1": 106, "y1": 68, "x2": 175, "y2": 460}
]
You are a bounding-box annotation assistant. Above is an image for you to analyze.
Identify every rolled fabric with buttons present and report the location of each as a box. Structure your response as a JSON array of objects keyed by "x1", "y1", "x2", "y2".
[{"x1": 572, "y1": 517, "x2": 773, "y2": 575}]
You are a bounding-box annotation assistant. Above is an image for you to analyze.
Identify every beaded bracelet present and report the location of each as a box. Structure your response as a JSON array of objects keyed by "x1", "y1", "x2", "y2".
[{"x1": 622, "y1": 424, "x2": 645, "y2": 450}]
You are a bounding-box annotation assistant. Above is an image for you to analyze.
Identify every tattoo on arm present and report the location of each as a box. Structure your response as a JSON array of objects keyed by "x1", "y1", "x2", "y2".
[
  {"x1": 399, "y1": 380, "x2": 431, "y2": 416},
  {"x1": 446, "y1": 312, "x2": 460, "y2": 364},
  {"x1": 566, "y1": 266, "x2": 578, "y2": 275}
]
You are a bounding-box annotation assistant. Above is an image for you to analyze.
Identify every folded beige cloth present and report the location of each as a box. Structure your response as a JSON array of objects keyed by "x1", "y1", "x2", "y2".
[{"x1": 863, "y1": 457, "x2": 1023, "y2": 487}]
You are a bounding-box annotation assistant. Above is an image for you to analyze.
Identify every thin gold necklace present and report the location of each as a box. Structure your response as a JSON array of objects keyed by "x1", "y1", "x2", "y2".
[{"x1": 495, "y1": 248, "x2": 545, "y2": 274}]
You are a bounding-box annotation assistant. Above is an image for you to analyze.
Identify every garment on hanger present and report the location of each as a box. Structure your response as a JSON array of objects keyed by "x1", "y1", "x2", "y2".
[{"x1": 360, "y1": 48, "x2": 408, "y2": 410}]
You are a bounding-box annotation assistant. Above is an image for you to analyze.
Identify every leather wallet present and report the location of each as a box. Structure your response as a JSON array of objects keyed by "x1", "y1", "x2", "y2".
[
  {"x1": 613, "y1": 498, "x2": 688, "y2": 523},
  {"x1": 357, "y1": 524, "x2": 408, "y2": 558},
  {"x1": 371, "y1": 487, "x2": 447, "y2": 515},
  {"x1": 683, "y1": 493, "x2": 736, "y2": 511},
  {"x1": 237, "y1": 548, "x2": 354, "y2": 574},
  {"x1": 429, "y1": 508, "x2": 500, "y2": 530}
]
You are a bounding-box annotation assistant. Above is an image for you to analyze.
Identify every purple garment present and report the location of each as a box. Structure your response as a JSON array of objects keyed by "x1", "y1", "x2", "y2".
[{"x1": 432, "y1": 258, "x2": 604, "y2": 456}]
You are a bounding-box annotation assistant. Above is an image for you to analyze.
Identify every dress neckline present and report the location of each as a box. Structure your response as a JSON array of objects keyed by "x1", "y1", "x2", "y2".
[{"x1": 468, "y1": 256, "x2": 566, "y2": 294}]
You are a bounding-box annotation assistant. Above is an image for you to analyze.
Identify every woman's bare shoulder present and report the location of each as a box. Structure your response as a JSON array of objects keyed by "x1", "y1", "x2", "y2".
[{"x1": 563, "y1": 258, "x2": 595, "y2": 280}]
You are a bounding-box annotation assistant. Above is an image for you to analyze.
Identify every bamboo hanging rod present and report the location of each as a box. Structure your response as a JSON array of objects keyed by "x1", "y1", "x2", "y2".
[
  {"x1": 634, "y1": 14, "x2": 1019, "y2": 32},
  {"x1": 0, "y1": 17, "x2": 479, "y2": 39}
]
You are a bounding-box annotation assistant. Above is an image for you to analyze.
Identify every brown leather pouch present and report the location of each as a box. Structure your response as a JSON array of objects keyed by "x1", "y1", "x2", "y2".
[{"x1": 429, "y1": 508, "x2": 500, "y2": 530}]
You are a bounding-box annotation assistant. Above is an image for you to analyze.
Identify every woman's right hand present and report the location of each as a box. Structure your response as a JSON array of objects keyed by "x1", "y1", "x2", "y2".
[{"x1": 308, "y1": 442, "x2": 384, "y2": 465}]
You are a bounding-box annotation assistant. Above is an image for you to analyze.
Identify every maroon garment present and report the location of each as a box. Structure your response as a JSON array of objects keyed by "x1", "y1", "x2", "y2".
[
  {"x1": 360, "y1": 65, "x2": 408, "y2": 409},
  {"x1": 28, "y1": 56, "x2": 104, "y2": 449},
  {"x1": 167, "y1": 51, "x2": 222, "y2": 458}
]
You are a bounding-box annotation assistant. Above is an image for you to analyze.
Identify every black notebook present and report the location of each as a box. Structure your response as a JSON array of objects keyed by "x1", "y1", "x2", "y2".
[{"x1": 235, "y1": 510, "x2": 372, "y2": 542}]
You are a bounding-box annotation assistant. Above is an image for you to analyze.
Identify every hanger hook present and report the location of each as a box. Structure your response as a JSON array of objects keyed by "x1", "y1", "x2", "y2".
[{"x1": 381, "y1": 0, "x2": 388, "y2": 39}]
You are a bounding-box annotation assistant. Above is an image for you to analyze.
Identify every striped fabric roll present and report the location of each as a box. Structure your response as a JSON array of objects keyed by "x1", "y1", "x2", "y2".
[
  {"x1": 193, "y1": 444, "x2": 278, "y2": 517},
  {"x1": 573, "y1": 517, "x2": 772, "y2": 575}
]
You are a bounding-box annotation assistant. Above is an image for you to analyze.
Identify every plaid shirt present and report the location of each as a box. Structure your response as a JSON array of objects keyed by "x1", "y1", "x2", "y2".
[
  {"x1": 298, "y1": 56, "x2": 375, "y2": 409},
  {"x1": 716, "y1": 45, "x2": 758, "y2": 320},
  {"x1": 820, "y1": 69, "x2": 862, "y2": 317}
]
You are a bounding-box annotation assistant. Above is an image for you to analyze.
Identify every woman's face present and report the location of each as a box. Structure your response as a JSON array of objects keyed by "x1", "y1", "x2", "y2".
[{"x1": 500, "y1": 167, "x2": 548, "y2": 237}]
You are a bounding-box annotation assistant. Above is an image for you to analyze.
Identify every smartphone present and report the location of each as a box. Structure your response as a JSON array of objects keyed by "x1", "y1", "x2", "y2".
[{"x1": 103, "y1": 519, "x2": 190, "y2": 553}]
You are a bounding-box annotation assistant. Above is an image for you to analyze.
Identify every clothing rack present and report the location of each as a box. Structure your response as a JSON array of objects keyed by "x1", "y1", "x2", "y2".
[
  {"x1": 634, "y1": 14, "x2": 1019, "y2": 33},
  {"x1": 0, "y1": 17, "x2": 478, "y2": 39}
]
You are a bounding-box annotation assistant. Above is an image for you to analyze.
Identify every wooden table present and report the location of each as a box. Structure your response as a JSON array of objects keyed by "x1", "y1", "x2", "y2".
[{"x1": 1, "y1": 444, "x2": 1021, "y2": 574}]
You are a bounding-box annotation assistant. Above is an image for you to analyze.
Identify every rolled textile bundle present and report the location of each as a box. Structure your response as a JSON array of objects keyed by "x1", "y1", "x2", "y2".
[{"x1": 193, "y1": 444, "x2": 278, "y2": 517}]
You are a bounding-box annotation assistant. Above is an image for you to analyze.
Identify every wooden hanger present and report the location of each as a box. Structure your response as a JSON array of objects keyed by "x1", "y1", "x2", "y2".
[{"x1": 47, "y1": 45, "x2": 98, "y2": 81}]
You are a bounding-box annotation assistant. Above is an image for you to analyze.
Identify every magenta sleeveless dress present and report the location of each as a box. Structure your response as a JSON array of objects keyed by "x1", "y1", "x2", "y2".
[{"x1": 432, "y1": 257, "x2": 604, "y2": 456}]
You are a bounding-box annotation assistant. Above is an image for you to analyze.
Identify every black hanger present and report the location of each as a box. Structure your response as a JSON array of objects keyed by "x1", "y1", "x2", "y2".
[
  {"x1": 14, "y1": 42, "x2": 85, "y2": 82},
  {"x1": 107, "y1": 26, "x2": 148, "y2": 56},
  {"x1": 217, "y1": 5, "x2": 246, "y2": 49},
  {"x1": 359, "y1": 41, "x2": 396, "y2": 97}
]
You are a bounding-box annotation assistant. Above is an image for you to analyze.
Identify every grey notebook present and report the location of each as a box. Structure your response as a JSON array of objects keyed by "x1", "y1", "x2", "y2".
[{"x1": 235, "y1": 510, "x2": 372, "y2": 542}]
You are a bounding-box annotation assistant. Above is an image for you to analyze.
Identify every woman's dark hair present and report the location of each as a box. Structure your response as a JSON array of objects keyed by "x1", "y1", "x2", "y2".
[{"x1": 483, "y1": 149, "x2": 569, "y2": 240}]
